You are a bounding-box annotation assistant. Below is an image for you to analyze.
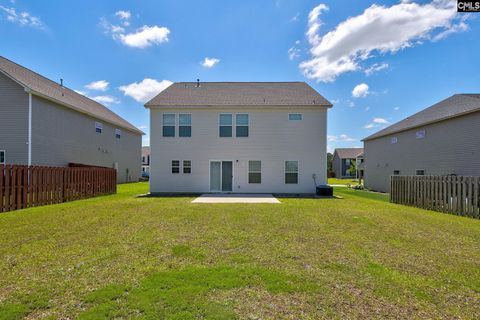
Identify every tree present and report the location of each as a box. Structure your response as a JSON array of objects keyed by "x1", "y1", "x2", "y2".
[
  {"x1": 327, "y1": 153, "x2": 333, "y2": 176},
  {"x1": 347, "y1": 159, "x2": 357, "y2": 177}
]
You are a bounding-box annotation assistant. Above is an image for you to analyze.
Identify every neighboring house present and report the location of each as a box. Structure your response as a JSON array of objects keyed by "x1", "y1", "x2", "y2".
[
  {"x1": 0, "y1": 56, "x2": 143, "y2": 183},
  {"x1": 363, "y1": 94, "x2": 480, "y2": 192},
  {"x1": 356, "y1": 152, "x2": 365, "y2": 179},
  {"x1": 145, "y1": 81, "x2": 332, "y2": 194},
  {"x1": 142, "y1": 146, "x2": 151, "y2": 174},
  {"x1": 332, "y1": 148, "x2": 364, "y2": 179}
]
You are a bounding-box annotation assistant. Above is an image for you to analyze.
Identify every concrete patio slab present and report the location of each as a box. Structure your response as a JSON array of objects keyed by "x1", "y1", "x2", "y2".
[{"x1": 192, "y1": 194, "x2": 280, "y2": 203}]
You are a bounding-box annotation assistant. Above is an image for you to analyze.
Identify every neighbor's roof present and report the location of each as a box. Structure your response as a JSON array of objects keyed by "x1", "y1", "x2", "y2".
[
  {"x1": 334, "y1": 148, "x2": 364, "y2": 159},
  {"x1": 0, "y1": 56, "x2": 143, "y2": 135},
  {"x1": 145, "y1": 82, "x2": 332, "y2": 107},
  {"x1": 363, "y1": 94, "x2": 480, "y2": 141}
]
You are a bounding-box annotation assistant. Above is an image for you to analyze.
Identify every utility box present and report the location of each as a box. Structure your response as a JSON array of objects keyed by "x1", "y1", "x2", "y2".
[{"x1": 316, "y1": 185, "x2": 333, "y2": 197}]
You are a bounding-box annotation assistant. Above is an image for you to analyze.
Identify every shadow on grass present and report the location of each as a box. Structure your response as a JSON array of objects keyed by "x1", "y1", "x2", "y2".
[{"x1": 78, "y1": 266, "x2": 318, "y2": 320}]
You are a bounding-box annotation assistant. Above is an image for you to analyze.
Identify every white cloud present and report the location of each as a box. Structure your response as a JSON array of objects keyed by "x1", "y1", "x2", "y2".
[
  {"x1": 119, "y1": 78, "x2": 173, "y2": 103},
  {"x1": 101, "y1": 14, "x2": 170, "y2": 49},
  {"x1": 201, "y1": 57, "x2": 220, "y2": 68},
  {"x1": 74, "y1": 89, "x2": 87, "y2": 95},
  {"x1": 364, "y1": 117, "x2": 390, "y2": 129},
  {"x1": 0, "y1": 5, "x2": 44, "y2": 29},
  {"x1": 85, "y1": 80, "x2": 109, "y2": 91},
  {"x1": 348, "y1": 100, "x2": 355, "y2": 108},
  {"x1": 394, "y1": 107, "x2": 400, "y2": 111},
  {"x1": 328, "y1": 134, "x2": 355, "y2": 142},
  {"x1": 365, "y1": 106, "x2": 371, "y2": 111},
  {"x1": 118, "y1": 26, "x2": 170, "y2": 48},
  {"x1": 352, "y1": 83, "x2": 369, "y2": 98},
  {"x1": 373, "y1": 117, "x2": 390, "y2": 124},
  {"x1": 290, "y1": 13, "x2": 300, "y2": 22},
  {"x1": 364, "y1": 62, "x2": 389, "y2": 76},
  {"x1": 300, "y1": 1, "x2": 467, "y2": 82},
  {"x1": 115, "y1": 10, "x2": 131, "y2": 20},
  {"x1": 90, "y1": 95, "x2": 120, "y2": 105}
]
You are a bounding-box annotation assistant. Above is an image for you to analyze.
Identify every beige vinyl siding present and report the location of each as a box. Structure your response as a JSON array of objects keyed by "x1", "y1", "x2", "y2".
[
  {"x1": 31, "y1": 95, "x2": 141, "y2": 183},
  {"x1": 364, "y1": 111, "x2": 480, "y2": 192},
  {"x1": 0, "y1": 72, "x2": 29, "y2": 165},
  {"x1": 150, "y1": 107, "x2": 327, "y2": 193}
]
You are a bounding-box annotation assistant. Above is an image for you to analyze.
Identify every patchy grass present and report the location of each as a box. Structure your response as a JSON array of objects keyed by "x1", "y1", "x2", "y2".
[
  {"x1": 328, "y1": 178, "x2": 360, "y2": 185},
  {"x1": 0, "y1": 183, "x2": 479, "y2": 319}
]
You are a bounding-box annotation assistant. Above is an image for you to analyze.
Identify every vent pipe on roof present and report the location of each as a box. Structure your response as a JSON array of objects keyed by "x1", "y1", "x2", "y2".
[
  {"x1": 196, "y1": 78, "x2": 200, "y2": 87},
  {"x1": 60, "y1": 78, "x2": 63, "y2": 87}
]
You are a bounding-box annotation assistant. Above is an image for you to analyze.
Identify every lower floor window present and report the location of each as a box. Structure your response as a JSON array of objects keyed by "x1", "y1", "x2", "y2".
[
  {"x1": 172, "y1": 160, "x2": 180, "y2": 174},
  {"x1": 393, "y1": 170, "x2": 400, "y2": 175},
  {"x1": 183, "y1": 160, "x2": 192, "y2": 174},
  {"x1": 416, "y1": 169, "x2": 425, "y2": 176},
  {"x1": 285, "y1": 161, "x2": 298, "y2": 184},
  {"x1": 248, "y1": 160, "x2": 261, "y2": 183},
  {"x1": 0, "y1": 150, "x2": 5, "y2": 164}
]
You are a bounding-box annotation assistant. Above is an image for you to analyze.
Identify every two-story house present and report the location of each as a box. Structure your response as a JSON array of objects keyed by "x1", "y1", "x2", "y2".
[
  {"x1": 332, "y1": 148, "x2": 364, "y2": 179},
  {"x1": 0, "y1": 56, "x2": 143, "y2": 183},
  {"x1": 363, "y1": 94, "x2": 480, "y2": 192},
  {"x1": 142, "y1": 146, "x2": 151, "y2": 175},
  {"x1": 145, "y1": 81, "x2": 332, "y2": 194}
]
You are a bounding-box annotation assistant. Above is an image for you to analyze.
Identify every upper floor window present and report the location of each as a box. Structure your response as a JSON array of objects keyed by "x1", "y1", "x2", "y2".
[
  {"x1": 236, "y1": 114, "x2": 249, "y2": 137},
  {"x1": 248, "y1": 160, "x2": 261, "y2": 184},
  {"x1": 115, "y1": 129, "x2": 121, "y2": 139},
  {"x1": 393, "y1": 170, "x2": 400, "y2": 175},
  {"x1": 391, "y1": 137, "x2": 398, "y2": 144},
  {"x1": 95, "y1": 122, "x2": 103, "y2": 134},
  {"x1": 0, "y1": 150, "x2": 5, "y2": 164},
  {"x1": 219, "y1": 114, "x2": 233, "y2": 137},
  {"x1": 163, "y1": 114, "x2": 175, "y2": 137},
  {"x1": 285, "y1": 161, "x2": 298, "y2": 184},
  {"x1": 416, "y1": 169, "x2": 425, "y2": 176},
  {"x1": 179, "y1": 114, "x2": 192, "y2": 137},
  {"x1": 289, "y1": 113, "x2": 302, "y2": 121},
  {"x1": 416, "y1": 129, "x2": 426, "y2": 139}
]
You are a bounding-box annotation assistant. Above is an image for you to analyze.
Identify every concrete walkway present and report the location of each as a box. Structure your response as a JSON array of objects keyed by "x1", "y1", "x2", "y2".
[{"x1": 192, "y1": 194, "x2": 280, "y2": 203}]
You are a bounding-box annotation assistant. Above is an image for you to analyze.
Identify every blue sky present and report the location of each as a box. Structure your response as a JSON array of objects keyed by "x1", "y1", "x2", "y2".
[{"x1": 1, "y1": 0, "x2": 478, "y2": 150}]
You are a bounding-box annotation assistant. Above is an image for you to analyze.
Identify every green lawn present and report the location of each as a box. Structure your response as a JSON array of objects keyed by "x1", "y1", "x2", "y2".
[
  {"x1": 1, "y1": 183, "x2": 479, "y2": 319},
  {"x1": 328, "y1": 178, "x2": 360, "y2": 185}
]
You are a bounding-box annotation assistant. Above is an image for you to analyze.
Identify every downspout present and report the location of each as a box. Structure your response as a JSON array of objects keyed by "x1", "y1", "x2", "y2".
[{"x1": 28, "y1": 92, "x2": 32, "y2": 166}]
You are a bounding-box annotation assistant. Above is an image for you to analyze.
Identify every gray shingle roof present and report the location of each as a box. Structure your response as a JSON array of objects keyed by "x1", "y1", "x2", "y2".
[
  {"x1": 145, "y1": 82, "x2": 332, "y2": 107},
  {"x1": 363, "y1": 94, "x2": 480, "y2": 141},
  {"x1": 0, "y1": 56, "x2": 143, "y2": 134},
  {"x1": 334, "y1": 148, "x2": 364, "y2": 159}
]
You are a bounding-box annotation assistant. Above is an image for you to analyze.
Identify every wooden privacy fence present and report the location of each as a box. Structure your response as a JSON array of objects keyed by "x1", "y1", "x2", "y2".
[
  {"x1": 390, "y1": 175, "x2": 480, "y2": 219},
  {"x1": 0, "y1": 165, "x2": 117, "y2": 213}
]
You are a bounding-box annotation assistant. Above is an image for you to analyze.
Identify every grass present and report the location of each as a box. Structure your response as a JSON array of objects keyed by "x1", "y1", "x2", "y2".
[
  {"x1": 328, "y1": 178, "x2": 360, "y2": 185},
  {"x1": 0, "y1": 183, "x2": 479, "y2": 319}
]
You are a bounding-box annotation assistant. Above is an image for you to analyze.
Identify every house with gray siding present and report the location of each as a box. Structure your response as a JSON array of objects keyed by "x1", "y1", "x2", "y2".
[
  {"x1": 145, "y1": 81, "x2": 332, "y2": 194},
  {"x1": 363, "y1": 94, "x2": 480, "y2": 192},
  {"x1": 0, "y1": 56, "x2": 143, "y2": 183},
  {"x1": 332, "y1": 148, "x2": 364, "y2": 179}
]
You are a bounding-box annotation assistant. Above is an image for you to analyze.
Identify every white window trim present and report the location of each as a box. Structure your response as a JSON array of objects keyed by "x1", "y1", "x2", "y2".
[
  {"x1": 288, "y1": 113, "x2": 303, "y2": 121},
  {"x1": 284, "y1": 160, "x2": 299, "y2": 184},
  {"x1": 171, "y1": 160, "x2": 180, "y2": 174},
  {"x1": 95, "y1": 121, "x2": 103, "y2": 134},
  {"x1": 248, "y1": 160, "x2": 262, "y2": 184},
  {"x1": 219, "y1": 113, "x2": 233, "y2": 138},
  {"x1": 235, "y1": 113, "x2": 249, "y2": 138},
  {"x1": 183, "y1": 160, "x2": 192, "y2": 174},
  {"x1": 0, "y1": 150, "x2": 5, "y2": 165},
  {"x1": 163, "y1": 113, "x2": 176, "y2": 137},
  {"x1": 179, "y1": 113, "x2": 192, "y2": 138}
]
